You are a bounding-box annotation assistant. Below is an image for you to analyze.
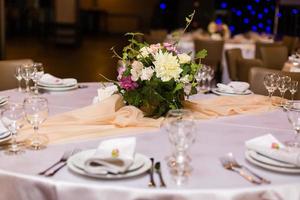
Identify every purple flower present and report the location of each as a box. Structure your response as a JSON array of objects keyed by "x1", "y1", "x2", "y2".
[
  {"x1": 119, "y1": 76, "x2": 138, "y2": 91},
  {"x1": 163, "y1": 42, "x2": 178, "y2": 54},
  {"x1": 117, "y1": 65, "x2": 126, "y2": 80}
]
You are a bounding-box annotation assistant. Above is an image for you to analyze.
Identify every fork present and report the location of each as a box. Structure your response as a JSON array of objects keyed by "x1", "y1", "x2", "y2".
[
  {"x1": 154, "y1": 162, "x2": 166, "y2": 187},
  {"x1": 226, "y1": 153, "x2": 271, "y2": 184},
  {"x1": 148, "y1": 158, "x2": 156, "y2": 187},
  {"x1": 220, "y1": 156, "x2": 262, "y2": 184},
  {"x1": 44, "y1": 149, "x2": 81, "y2": 177}
]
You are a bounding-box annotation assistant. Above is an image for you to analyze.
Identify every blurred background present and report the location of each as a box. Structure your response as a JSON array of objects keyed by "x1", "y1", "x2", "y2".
[{"x1": 0, "y1": 0, "x2": 299, "y2": 83}]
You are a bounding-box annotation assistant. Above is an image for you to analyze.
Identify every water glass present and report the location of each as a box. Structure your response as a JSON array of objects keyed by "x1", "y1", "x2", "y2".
[
  {"x1": 15, "y1": 66, "x2": 23, "y2": 92},
  {"x1": 277, "y1": 75, "x2": 291, "y2": 106},
  {"x1": 286, "y1": 101, "x2": 300, "y2": 149},
  {"x1": 31, "y1": 63, "x2": 44, "y2": 94},
  {"x1": 263, "y1": 73, "x2": 279, "y2": 101},
  {"x1": 1, "y1": 103, "x2": 25, "y2": 155},
  {"x1": 163, "y1": 109, "x2": 196, "y2": 175},
  {"x1": 21, "y1": 64, "x2": 34, "y2": 93},
  {"x1": 24, "y1": 96, "x2": 49, "y2": 150},
  {"x1": 289, "y1": 81, "x2": 298, "y2": 101}
]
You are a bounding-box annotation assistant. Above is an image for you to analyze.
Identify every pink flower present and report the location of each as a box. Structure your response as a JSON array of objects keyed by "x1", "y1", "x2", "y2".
[
  {"x1": 119, "y1": 76, "x2": 138, "y2": 90},
  {"x1": 163, "y1": 42, "x2": 178, "y2": 53},
  {"x1": 149, "y1": 43, "x2": 161, "y2": 54},
  {"x1": 117, "y1": 66, "x2": 126, "y2": 80}
]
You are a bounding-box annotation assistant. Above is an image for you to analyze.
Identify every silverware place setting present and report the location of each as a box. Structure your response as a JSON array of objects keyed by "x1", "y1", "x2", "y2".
[{"x1": 148, "y1": 158, "x2": 167, "y2": 188}]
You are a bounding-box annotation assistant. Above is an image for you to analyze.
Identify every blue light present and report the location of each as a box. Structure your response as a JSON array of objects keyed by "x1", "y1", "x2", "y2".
[
  {"x1": 243, "y1": 18, "x2": 250, "y2": 24},
  {"x1": 277, "y1": 12, "x2": 282, "y2": 17},
  {"x1": 229, "y1": 26, "x2": 235, "y2": 32},
  {"x1": 236, "y1": 10, "x2": 242, "y2": 16},
  {"x1": 292, "y1": 9, "x2": 299, "y2": 15},
  {"x1": 266, "y1": 26, "x2": 271, "y2": 33},
  {"x1": 264, "y1": 8, "x2": 269, "y2": 13},
  {"x1": 159, "y1": 3, "x2": 167, "y2": 10},
  {"x1": 258, "y1": 13, "x2": 263, "y2": 19},
  {"x1": 247, "y1": 5, "x2": 252, "y2": 10},
  {"x1": 255, "y1": 0, "x2": 260, "y2": 3},
  {"x1": 258, "y1": 23, "x2": 264, "y2": 28},
  {"x1": 251, "y1": 10, "x2": 256, "y2": 15},
  {"x1": 220, "y1": 2, "x2": 227, "y2": 9},
  {"x1": 252, "y1": 26, "x2": 257, "y2": 31},
  {"x1": 215, "y1": 18, "x2": 222, "y2": 24}
]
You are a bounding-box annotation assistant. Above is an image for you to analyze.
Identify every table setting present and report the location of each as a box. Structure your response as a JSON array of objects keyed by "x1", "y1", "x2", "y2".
[{"x1": 0, "y1": 13, "x2": 300, "y2": 200}]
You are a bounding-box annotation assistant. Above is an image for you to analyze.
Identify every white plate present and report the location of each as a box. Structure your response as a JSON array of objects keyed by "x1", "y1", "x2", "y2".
[
  {"x1": 0, "y1": 134, "x2": 11, "y2": 144},
  {"x1": 0, "y1": 131, "x2": 10, "y2": 139},
  {"x1": 38, "y1": 84, "x2": 78, "y2": 91},
  {"x1": 245, "y1": 150, "x2": 300, "y2": 173},
  {"x1": 38, "y1": 78, "x2": 77, "y2": 88},
  {"x1": 67, "y1": 149, "x2": 151, "y2": 179},
  {"x1": 212, "y1": 88, "x2": 253, "y2": 96}
]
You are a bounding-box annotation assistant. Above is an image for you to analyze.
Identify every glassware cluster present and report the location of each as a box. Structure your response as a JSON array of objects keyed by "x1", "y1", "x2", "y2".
[{"x1": 196, "y1": 65, "x2": 215, "y2": 92}]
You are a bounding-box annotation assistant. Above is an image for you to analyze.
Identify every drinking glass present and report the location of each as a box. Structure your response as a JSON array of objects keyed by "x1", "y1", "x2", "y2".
[
  {"x1": 1, "y1": 103, "x2": 25, "y2": 155},
  {"x1": 21, "y1": 64, "x2": 34, "y2": 93},
  {"x1": 163, "y1": 109, "x2": 196, "y2": 175},
  {"x1": 206, "y1": 66, "x2": 215, "y2": 91},
  {"x1": 286, "y1": 101, "x2": 300, "y2": 149},
  {"x1": 263, "y1": 73, "x2": 279, "y2": 101},
  {"x1": 277, "y1": 75, "x2": 291, "y2": 106},
  {"x1": 24, "y1": 96, "x2": 49, "y2": 150},
  {"x1": 289, "y1": 81, "x2": 298, "y2": 101},
  {"x1": 15, "y1": 66, "x2": 23, "y2": 92},
  {"x1": 31, "y1": 63, "x2": 44, "y2": 94},
  {"x1": 196, "y1": 65, "x2": 208, "y2": 92}
]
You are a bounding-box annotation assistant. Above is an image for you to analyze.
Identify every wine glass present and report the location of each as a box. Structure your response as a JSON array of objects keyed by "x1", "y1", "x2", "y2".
[
  {"x1": 206, "y1": 66, "x2": 215, "y2": 91},
  {"x1": 31, "y1": 63, "x2": 44, "y2": 94},
  {"x1": 15, "y1": 66, "x2": 23, "y2": 92},
  {"x1": 277, "y1": 75, "x2": 291, "y2": 106},
  {"x1": 21, "y1": 64, "x2": 34, "y2": 93},
  {"x1": 24, "y1": 96, "x2": 49, "y2": 150},
  {"x1": 163, "y1": 109, "x2": 196, "y2": 176},
  {"x1": 289, "y1": 81, "x2": 298, "y2": 101},
  {"x1": 1, "y1": 103, "x2": 25, "y2": 155},
  {"x1": 263, "y1": 73, "x2": 279, "y2": 102},
  {"x1": 286, "y1": 101, "x2": 300, "y2": 149}
]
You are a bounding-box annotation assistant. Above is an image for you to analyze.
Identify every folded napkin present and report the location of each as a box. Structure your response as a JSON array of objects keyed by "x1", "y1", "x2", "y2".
[
  {"x1": 246, "y1": 134, "x2": 300, "y2": 167},
  {"x1": 217, "y1": 81, "x2": 250, "y2": 93},
  {"x1": 84, "y1": 137, "x2": 136, "y2": 174},
  {"x1": 93, "y1": 85, "x2": 118, "y2": 104},
  {"x1": 39, "y1": 73, "x2": 77, "y2": 86}
]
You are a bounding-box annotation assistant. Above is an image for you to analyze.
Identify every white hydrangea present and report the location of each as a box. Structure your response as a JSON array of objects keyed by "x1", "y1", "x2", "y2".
[
  {"x1": 141, "y1": 67, "x2": 154, "y2": 81},
  {"x1": 153, "y1": 50, "x2": 182, "y2": 82},
  {"x1": 178, "y1": 53, "x2": 191, "y2": 64},
  {"x1": 130, "y1": 61, "x2": 143, "y2": 81}
]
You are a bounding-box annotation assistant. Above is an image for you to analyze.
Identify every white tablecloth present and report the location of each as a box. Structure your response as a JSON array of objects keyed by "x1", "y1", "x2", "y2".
[{"x1": 0, "y1": 83, "x2": 299, "y2": 200}]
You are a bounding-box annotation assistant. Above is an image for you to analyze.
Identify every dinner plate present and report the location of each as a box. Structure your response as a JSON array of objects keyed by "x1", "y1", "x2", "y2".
[
  {"x1": 245, "y1": 150, "x2": 300, "y2": 173},
  {"x1": 67, "y1": 149, "x2": 151, "y2": 179},
  {"x1": 38, "y1": 84, "x2": 78, "y2": 91},
  {"x1": 38, "y1": 78, "x2": 77, "y2": 88},
  {"x1": 212, "y1": 88, "x2": 253, "y2": 96}
]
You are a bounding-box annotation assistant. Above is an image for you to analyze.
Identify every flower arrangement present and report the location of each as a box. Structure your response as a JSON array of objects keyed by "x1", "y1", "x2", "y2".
[
  {"x1": 208, "y1": 21, "x2": 230, "y2": 40},
  {"x1": 112, "y1": 12, "x2": 207, "y2": 117}
]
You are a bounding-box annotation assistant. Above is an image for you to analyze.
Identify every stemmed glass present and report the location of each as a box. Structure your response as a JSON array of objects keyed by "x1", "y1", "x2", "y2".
[
  {"x1": 289, "y1": 81, "x2": 298, "y2": 101},
  {"x1": 286, "y1": 101, "x2": 300, "y2": 149},
  {"x1": 277, "y1": 75, "x2": 291, "y2": 106},
  {"x1": 163, "y1": 109, "x2": 196, "y2": 176},
  {"x1": 31, "y1": 63, "x2": 44, "y2": 94},
  {"x1": 196, "y1": 65, "x2": 208, "y2": 92},
  {"x1": 1, "y1": 103, "x2": 25, "y2": 155},
  {"x1": 15, "y1": 66, "x2": 23, "y2": 92},
  {"x1": 24, "y1": 96, "x2": 49, "y2": 150},
  {"x1": 205, "y1": 66, "x2": 215, "y2": 91},
  {"x1": 263, "y1": 73, "x2": 279, "y2": 102},
  {"x1": 21, "y1": 64, "x2": 34, "y2": 93}
]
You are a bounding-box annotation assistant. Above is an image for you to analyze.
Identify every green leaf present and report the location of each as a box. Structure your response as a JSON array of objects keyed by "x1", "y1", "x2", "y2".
[
  {"x1": 173, "y1": 83, "x2": 184, "y2": 93},
  {"x1": 195, "y1": 49, "x2": 208, "y2": 59}
]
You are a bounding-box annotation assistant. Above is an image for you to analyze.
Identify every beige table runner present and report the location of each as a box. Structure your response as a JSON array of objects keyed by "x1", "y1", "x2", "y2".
[{"x1": 19, "y1": 94, "x2": 281, "y2": 144}]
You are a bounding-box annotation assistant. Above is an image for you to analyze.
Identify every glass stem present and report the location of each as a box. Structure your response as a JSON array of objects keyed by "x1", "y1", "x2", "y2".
[
  {"x1": 291, "y1": 93, "x2": 295, "y2": 101},
  {"x1": 34, "y1": 82, "x2": 38, "y2": 94},
  {"x1": 11, "y1": 131, "x2": 18, "y2": 151},
  {"x1": 295, "y1": 130, "x2": 300, "y2": 143},
  {"x1": 34, "y1": 126, "x2": 39, "y2": 139},
  {"x1": 280, "y1": 91, "x2": 285, "y2": 106},
  {"x1": 25, "y1": 80, "x2": 30, "y2": 92},
  {"x1": 18, "y1": 80, "x2": 22, "y2": 92}
]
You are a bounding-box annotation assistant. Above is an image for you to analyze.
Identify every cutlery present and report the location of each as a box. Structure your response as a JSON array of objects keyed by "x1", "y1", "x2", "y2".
[
  {"x1": 44, "y1": 149, "x2": 81, "y2": 177},
  {"x1": 220, "y1": 156, "x2": 262, "y2": 185},
  {"x1": 154, "y1": 162, "x2": 166, "y2": 187},
  {"x1": 226, "y1": 153, "x2": 271, "y2": 184},
  {"x1": 148, "y1": 158, "x2": 156, "y2": 187}
]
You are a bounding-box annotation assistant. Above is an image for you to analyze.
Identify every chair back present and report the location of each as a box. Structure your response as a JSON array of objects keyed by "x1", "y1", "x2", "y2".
[
  {"x1": 236, "y1": 58, "x2": 263, "y2": 82},
  {"x1": 282, "y1": 35, "x2": 299, "y2": 55},
  {"x1": 225, "y1": 48, "x2": 242, "y2": 81},
  {"x1": 255, "y1": 42, "x2": 283, "y2": 59},
  {"x1": 249, "y1": 67, "x2": 300, "y2": 100},
  {"x1": 260, "y1": 46, "x2": 288, "y2": 70},
  {"x1": 0, "y1": 59, "x2": 33, "y2": 91}
]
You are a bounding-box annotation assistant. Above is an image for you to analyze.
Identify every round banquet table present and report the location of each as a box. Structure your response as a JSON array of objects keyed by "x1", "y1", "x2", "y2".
[{"x1": 0, "y1": 83, "x2": 299, "y2": 200}]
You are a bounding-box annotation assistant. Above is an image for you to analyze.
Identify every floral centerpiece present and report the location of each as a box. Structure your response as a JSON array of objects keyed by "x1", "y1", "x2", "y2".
[
  {"x1": 208, "y1": 21, "x2": 230, "y2": 40},
  {"x1": 112, "y1": 12, "x2": 207, "y2": 117}
]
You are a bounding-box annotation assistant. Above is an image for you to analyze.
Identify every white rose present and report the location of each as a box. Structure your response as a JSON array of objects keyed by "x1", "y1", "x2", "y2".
[
  {"x1": 153, "y1": 50, "x2": 182, "y2": 82},
  {"x1": 141, "y1": 67, "x2": 154, "y2": 81},
  {"x1": 178, "y1": 53, "x2": 191, "y2": 64},
  {"x1": 130, "y1": 61, "x2": 143, "y2": 81}
]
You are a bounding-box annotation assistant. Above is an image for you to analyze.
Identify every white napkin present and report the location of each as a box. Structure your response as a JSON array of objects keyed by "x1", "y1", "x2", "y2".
[
  {"x1": 0, "y1": 122, "x2": 9, "y2": 139},
  {"x1": 217, "y1": 81, "x2": 249, "y2": 93},
  {"x1": 92, "y1": 85, "x2": 118, "y2": 104},
  {"x1": 39, "y1": 73, "x2": 77, "y2": 86},
  {"x1": 245, "y1": 134, "x2": 300, "y2": 167},
  {"x1": 84, "y1": 137, "x2": 136, "y2": 174}
]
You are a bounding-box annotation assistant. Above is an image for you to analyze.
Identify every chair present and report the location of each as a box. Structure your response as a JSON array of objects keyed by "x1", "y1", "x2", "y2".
[
  {"x1": 260, "y1": 46, "x2": 288, "y2": 70},
  {"x1": 225, "y1": 48, "x2": 243, "y2": 81},
  {"x1": 236, "y1": 58, "x2": 264, "y2": 82},
  {"x1": 255, "y1": 42, "x2": 283, "y2": 59},
  {"x1": 282, "y1": 35, "x2": 299, "y2": 55},
  {"x1": 194, "y1": 39, "x2": 224, "y2": 82},
  {"x1": 0, "y1": 59, "x2": 33, "y2": 91},
  {"x1": 249, "y1": 67, "x2": 300, "y2": 100}
]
